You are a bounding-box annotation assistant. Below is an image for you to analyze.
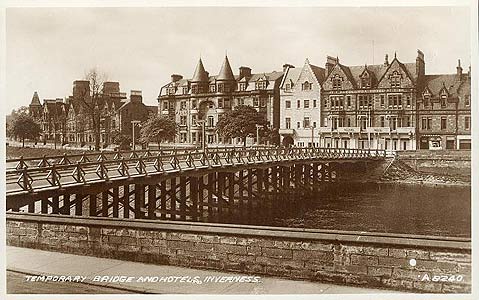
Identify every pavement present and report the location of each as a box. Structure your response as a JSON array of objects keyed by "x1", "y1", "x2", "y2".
[{"x1": 6, "y1": 246, "x2": 401, "y2": 294}]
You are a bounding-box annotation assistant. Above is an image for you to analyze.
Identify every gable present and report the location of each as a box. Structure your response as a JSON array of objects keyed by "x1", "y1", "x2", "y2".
[
  {"x1": 295, "y1": 64, "x2": 320, "y2": 90},
  {"x1": 322, "y1": 64, "x2": 355, "y2": 91},
  {"x1": 377, "y1": 59, "x2": 415, "y2": 88}
]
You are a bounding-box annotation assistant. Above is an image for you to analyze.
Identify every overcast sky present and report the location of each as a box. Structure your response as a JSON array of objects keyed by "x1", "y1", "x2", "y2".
[{"x1": 6, "y1": 6, "x2": 471, "y2": 113}]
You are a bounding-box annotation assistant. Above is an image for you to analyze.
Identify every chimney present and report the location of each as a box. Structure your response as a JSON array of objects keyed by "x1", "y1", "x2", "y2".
[
  {"x1": 468, "y1": 65, "x2": 471, "y2": 78},
  {"x1": 325, "y1": 56, "x2": 338, "y2": 76},
  {"x1": 282, "y1": 64, "x2": 295, "y2": 73},
  {"x1": 384, "y1": 54, "x2": 389, "y2": 66},
  {"x1": 130, "y1": 90, "x2": 142, "y2": 103},
  {"x1": 456, "y1": 59, "x2": 463, "y2": 77},
  {"x1": 239, "y1": 66, "x2": 252, "y2": 78},
  {"x1": 171, "y1": 74, "x2": 183, "y2": 82},
  {"x1": 416, "y1": 49, "x2": 425, "y2": 77}
]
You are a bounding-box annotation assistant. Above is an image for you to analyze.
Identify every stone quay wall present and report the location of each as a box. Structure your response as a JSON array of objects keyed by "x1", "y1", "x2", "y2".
[
  {"x1": 6, "y1": 212, "x2": 471, "y2": 293},
  {"x1": 397, "y1": 150, "x2": 470, "y2": 177}
]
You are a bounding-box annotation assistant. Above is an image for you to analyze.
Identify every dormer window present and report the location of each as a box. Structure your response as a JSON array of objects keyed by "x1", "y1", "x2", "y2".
[
  {"x1": 285, "y1": 83, "x2": 291, "y2": 91},
  {"x1": 302, "y1": 81, "x2": 312, "y2": 91},
  {"x1": 440, "y1": 93, "x2": 447, "y2": 107},
  {"x1": 332, "y1": 75, "x2": 342, "y2": 90},
  {"x1": 389, "y1": 71, "x2": 401, "y2": 88},
  {"x1": 360, "y1": 76, "x2": 370, "y2": 89},
  {"x1": 239, "y1": 83, "x2": 246, "y2": 91},
  {"x1": 256, "y1": 80, "x2": 267, "y2": 90},
  {"x1": 209, "y1": 84, "x2": 216, "y2": 93},
  {"x1": 217, "y1": 83, "x2": 224, "y2": 93},
  {"x1": 182, "y1": 87, "x2": 188, "y2": 94}
]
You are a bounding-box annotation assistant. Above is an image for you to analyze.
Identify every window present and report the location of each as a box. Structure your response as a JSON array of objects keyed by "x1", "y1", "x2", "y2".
[
  {"x1": 297, "y1": 121, "x2": 301, "y2": 129},
  {"x1": 285, "y1": 100, "x2": 291, "y2": 109},
  {"x1": 330, "y1": 96, "x2": 344, "y2": 109},
  {"x1": 380, "y1": 95, "x2": 385, "y2": 107},
  {"x1": 441, "y1": 94, "x2": 447, "y2": 107},
  {"x1": 210, "y1": 85, "x2": 216, "y2": 93},
  {"x1": 297, "y1": 100, "x2": 301, "y2": 109},
  {"x1": 191, "y1": 85, "x2": 198, "y2": 94},
  {"x1": 313, "y1": 99, "x2": 317, "y2": 108},
  {"x1": 361, "y1": 76, "x2": 370, "y2": 88},
  {"x1": 224, "y1": 98, "x2": 231, "y2": 108},
  {"x1": 304, "y1": 100, "x2": 310, "y2": 109},
  {"x1": 191, "y1": 100, "x2": 197, "y2": 109},
  {"x1": 260, "y1": 98, "x2": 266, "y2": 107},
  {"x1": 380, "y1": 116, "x2": 385, "y2": 127},
  {"x1": 421, "y1": 118, "x2": 427, "y2": 130},
  {"x1": 388, "y1": 94, "x2": 402, "y2": 107},
  {"x1": 313, "y1": 122, "x2": 317, "y2": 128},
  {"x1": 208, "y1": 116, "x2": 214, "y2": 127},
  {"x1": 191, "y1": 115, "x2": 197, "y2": 125},
  {"x1": 423, "y1": 94, "x2": 430, "y2": 107},
  {"x1": 256, "y1": 80, "x2": 267, "y2": 90},
  {"x1": 465, "y1": 95, "x2": 470, "y2": 106},
  {"x1": 360, "y1": 118, "x2": 367, "y2": 130},
  {"x1": 346, "y1": 96, "x2": 351, "y2": 107},
  {"x1": 427, "y1": 118, "x2": 432, "y2": 130},
  {"x1": 180, "y1": 101, "x2": 187, "y2": 110},
  {"x1": 405, "y1": 116, "x2": 411, "y2": 127},
  {"x1": 285, "y1": 118, "x2": 291, "y2": 129},
  {"x1": 389, "y1": 71, "x2": 401, "y2": 88},
  {"x1": 253, "y1": 98, "x2": 259, "y2": 107},
  {"x1": 390, "y1": 117, "x2": 397, "y2": 131},
  {"x1": 358, "y1": 95, "x2": 373, "y2": 109},
  {"x1": 406, "y1": 96, "x2": 411, "y2": 107},
  {"x1": 346, "y1": 118, "x2": 351, "y2": 127},
  {"x1": 191, "y1": 133, "x2": 196, "y2": 143},
  {"x1": 303, "y1": 117, "x2": 310, "y2": 128},
  {"x1": 285, "y1": 83, "x2": 291, "y2": 91},
  {"x1": 239, "y1": 83, "x2": 246, "y2": 91},
  {"x1": 163, "y1": 101, "x2": 169, "y2": 110},
  {"x1": 332, "y1": 75, "x2": 342, "y2": 89},
  {"x1": 218, "y1": 99, "x2": 224, "y2": 109},
  {"x1": 182, "y1": 87, "x2": 188, "y2": 94},
  {"x1": 465, "y1": 116, "x2": 470, "y2": 130},
  {"x1": 302, "y1": 81, "x2": 312, "y2": 91},
  {"x1": 180, "y1": 116, "x2": 187, "y2": 126},
  {"x1": 441, "y1": 117, "x2": 447, "y2": 130},
  {"x1": 217, "y1": 84, "x2": 224, "y2": 93},
  {"x1": 237, "y1": 98, "x2": 245, "y2": 106}
]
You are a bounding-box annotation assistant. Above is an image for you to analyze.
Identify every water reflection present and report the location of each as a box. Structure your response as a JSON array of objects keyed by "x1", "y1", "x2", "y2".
[{"x1": 269, "y1": 183, "x2": 471, "y2": 238}]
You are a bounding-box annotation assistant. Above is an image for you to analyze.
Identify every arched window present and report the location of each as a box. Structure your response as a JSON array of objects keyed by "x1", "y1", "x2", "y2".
[
  {"x1": 302, "y1": 81, "x2": 312, "y2": 90},
  {"x1": 389, "y1": 71, "x2": 401, "y2": 88}
]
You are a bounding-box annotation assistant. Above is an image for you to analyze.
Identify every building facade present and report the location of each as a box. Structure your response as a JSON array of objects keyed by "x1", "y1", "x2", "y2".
[
  {"x1": 418, "y1": 60, "x2": 471, "y2": 149},
  {"x1": 28, "y1": 81, "x2": 157, "y2": 147},
  {"x1": 279, "y1": 59, "x2": 325, "y2": 147},
  {"x1": 158, "y1": 56, "x2": 283, "y2": 146},
  {"x1": 318, "y1": 52, "x2": 423, "y2": 151}
]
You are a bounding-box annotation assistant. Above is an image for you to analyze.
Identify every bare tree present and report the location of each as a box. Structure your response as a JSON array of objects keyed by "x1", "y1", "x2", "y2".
[{"x1": 73, "y1": 69, "x2": 107, "y2": 151}]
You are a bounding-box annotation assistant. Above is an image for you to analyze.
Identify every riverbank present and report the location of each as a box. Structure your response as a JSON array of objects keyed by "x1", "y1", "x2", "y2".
[
  {"x1": 380, "y1": 159, "x2": 470, "y2": 187},
  {"x1": 6, "y1": 146, "x2": 89, "y2": 160}
]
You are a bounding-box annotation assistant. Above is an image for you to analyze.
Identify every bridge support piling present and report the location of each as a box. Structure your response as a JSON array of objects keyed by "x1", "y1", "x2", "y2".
[
  {"x1": 123, "y1": 185, "x2": 130, "y2": 219},
  {"x1": 170, "y1": 178, "x2": 177, "y2": 221}
]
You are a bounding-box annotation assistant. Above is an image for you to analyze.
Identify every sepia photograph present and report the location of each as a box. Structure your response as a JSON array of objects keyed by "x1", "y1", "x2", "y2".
[{"x1": 1, "y1": 0, "x2": 477, "y2": 299}]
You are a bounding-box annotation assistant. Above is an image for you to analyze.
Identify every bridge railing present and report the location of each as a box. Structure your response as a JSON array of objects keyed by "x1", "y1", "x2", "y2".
[{"x1": 6, "y1": 147, "x2": 391, "y2": 195}]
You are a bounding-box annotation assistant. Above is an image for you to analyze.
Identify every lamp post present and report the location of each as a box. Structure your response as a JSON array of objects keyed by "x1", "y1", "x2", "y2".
[
  {"x1": 255, "y1": 124, "x2": 262, "y2": 146},
  {"x1": 196, "y1": 120, "x2": 206, "y2": 152},
  {"x1": 309, "y1": 125, "x2": 315, "y2": 148},
  {"x1": 131, "y1": 120, "x2": 141, "y2": 151}
]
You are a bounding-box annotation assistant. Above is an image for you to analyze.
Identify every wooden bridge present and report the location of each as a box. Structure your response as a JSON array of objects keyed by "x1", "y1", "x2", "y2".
[{"x1": 6, "y1": 147, "x2": 392, "y2": 223}]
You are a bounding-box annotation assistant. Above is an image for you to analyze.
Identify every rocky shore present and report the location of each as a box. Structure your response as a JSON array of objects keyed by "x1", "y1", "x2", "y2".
[{"x1": 381, "y1": 159, "x2": 470, "y2": 187}]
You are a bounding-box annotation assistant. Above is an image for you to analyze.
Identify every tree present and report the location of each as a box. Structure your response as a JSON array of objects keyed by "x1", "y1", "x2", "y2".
[
  {"x1": 216, "y1": 105, "x2": 268, "y2": 146},
  {"x1": 74, "y1": 69, "x2": 107, "y2": 151},
  {"x1": 10, "y1": 113, "x2": 42, "y2": 147},
  {"x1": 138, "y1": 115, "x2": 177, "y2": 147},
  {"x1": 113, "y1": 134, "x2": 132, "y2": 151}
]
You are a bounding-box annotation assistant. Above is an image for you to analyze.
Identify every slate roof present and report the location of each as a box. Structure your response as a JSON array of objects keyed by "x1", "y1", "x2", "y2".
[
  {"x1": 216, "y1": 56, "x2": 235, "y2": 81},
  {"x1": 423, "y1": 74, "x2": 465, "y2": 97},
  {"x1": 30, "y1": 92, "x2": 42, "y2": 106},
  {"x1": 191, "y1": 59, "x2": 209, "y2": 82}
]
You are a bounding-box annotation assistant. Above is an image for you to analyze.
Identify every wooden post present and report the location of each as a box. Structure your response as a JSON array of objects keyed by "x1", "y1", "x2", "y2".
[
  {"x1": 217, "y1": 172, "x2": 225, "y2": 221},
  {"x1": 62, "y1": 194, "x2": 70, "y2": 215},
  {"x1": 112, "y1": 187, "x2": 119, "y2": 218},
  {"x1": 148, "y1": 184, "x2": 156, "y2": 219},
  {"x1": 123, "y1": 184, "x2": 130, "y2": 218},
  {"x1": 228, "y1": 172, "x2": 235, "y2": 221},
  {"x1": 28, "y1": 200, "x2": 35, "y2": 213},
  {"x1": 238, "y1": 170, "x2": 244, "y2": 220},
  {"x1": 135, "y1": 184, "x2": 145, "y2": 219},
  {"x1": 170, "y1": 178, "x2": 177, "y2": 220},
  {"x1": 256, "y1": 168, "x2": 264, "y2": 222},
  {"x1": 179, "y1": 176, "x2": 187, "y2": 221},
  {"x1": 41, "y1": 198, "x2": 48, "y2": 214},
  {"x1": 102, "y1": 191, "x2": 108, "y2": 217},
  {"x1": 190, "y1": 176, "x2": 198, "y2": 221},
  {"x1": 198, "y1": 176, "x2": 204, "y2": 221},
  {"x1": 75, "y1": 194, "x2": 83, "y2": 216},
  {"x1": 208, "y1": 173, "x2": 214, "y2": 222},
  {"x1": 51, "y1": 196, "x2": 59, "y2": 214},
  {"x1": 89, "y1": 194, "x2": 96, "y2": 216},
  {"x1": 247, "y1": 169, "x2": 253, "y2": 222},
  {"x1": 160, "y1": 181, "x2": 167, "y2": 220}
]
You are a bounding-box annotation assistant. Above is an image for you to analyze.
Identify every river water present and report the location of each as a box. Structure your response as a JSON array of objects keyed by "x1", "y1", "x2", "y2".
[{"x1": 268, "y1": 183, "x2": 471, "y2": 238}]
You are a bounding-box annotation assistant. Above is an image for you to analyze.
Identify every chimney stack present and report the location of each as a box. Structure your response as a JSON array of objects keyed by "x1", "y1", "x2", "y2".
[
  {"x1": 384, "y1": 54, "x2": 389, "y2": 66},
  {"x1": 171, "y1": 74, "x2": 183, "y2": 82},
  {"x1": 239, "y1": 66, "x2": 252, "y2": 78},
  {"x1": 325, "y1": 56, "x2": 338, "y2": 76},
  {"x1": 130, "y1": 90, "x2": 142, "y2": 103},
  {"x1": 456, "y1": 59, "x2": 463, "y2": 77},
  {"x1": 282, "y1": 64, "x2": 295, "y2": 73}
]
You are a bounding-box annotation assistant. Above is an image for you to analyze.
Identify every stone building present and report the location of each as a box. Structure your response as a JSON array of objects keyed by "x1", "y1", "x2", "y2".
[
  {"x1": 28, "y1": 80, "x2": 157, "y2": 147},
  {"x1": 279, "y1": 59, "x2": 325, "y2": 147},
  {"x1": 158, "y1": 56, "x2": 283, "y2": 145},
  {"x1": 318, "y1": 52, "x2": 423, "y2": 151},
  {"x1": 417, "y1": 60, "x2": 471, "y2": 149}
]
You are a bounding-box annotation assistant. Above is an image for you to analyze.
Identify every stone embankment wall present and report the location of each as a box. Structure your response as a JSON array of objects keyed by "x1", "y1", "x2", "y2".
[
  {"x1": 6, "y1": 213, "x2": 471, "y2": 293},
  {"x1": 396, "y1": 150, "x2": 470, "y2": 178}
]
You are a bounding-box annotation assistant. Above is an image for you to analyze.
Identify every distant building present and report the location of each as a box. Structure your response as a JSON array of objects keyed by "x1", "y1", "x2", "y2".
[
  {"x1": 28, "y1": 81, "x2": 157, "y2": 147},
  {"x1": 279, "y1": 59, "x2": 325, "y2": 147},
  {"x1": 158, "y1": 56, "x2": 284, "y2": 145},
  {"x1": 418, "y1": 60, "x2": 471, "y2": 149}
]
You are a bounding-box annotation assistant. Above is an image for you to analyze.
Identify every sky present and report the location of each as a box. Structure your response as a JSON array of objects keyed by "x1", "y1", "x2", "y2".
[{"x1": 5, "y1": 6, "x2": 471, "y2": 113}]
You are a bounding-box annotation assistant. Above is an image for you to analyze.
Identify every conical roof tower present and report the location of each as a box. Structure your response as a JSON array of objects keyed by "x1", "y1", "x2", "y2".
[
  {"x1": 30, "y1": 91, "x2": 41, "y2": 106},
  {"x1": 191, "y1": 58, "x2": 209, "y2": 82},
  {"x1": 217, "y1": 56, "x2": 235, "y2": 81}
]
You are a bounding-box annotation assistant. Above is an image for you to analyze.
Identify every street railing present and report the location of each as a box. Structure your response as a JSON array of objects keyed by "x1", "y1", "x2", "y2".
[{"x1": 6, "y1": 147, "x2": 391, "y2": 195}]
